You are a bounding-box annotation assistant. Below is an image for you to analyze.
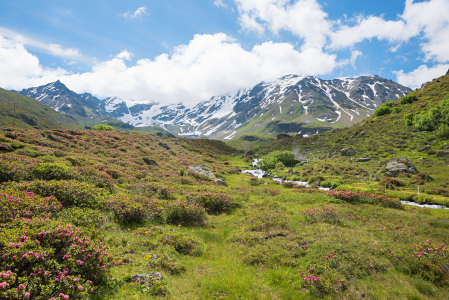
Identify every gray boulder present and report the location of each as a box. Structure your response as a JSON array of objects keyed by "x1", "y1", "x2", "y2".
[
  {"x1": 46, "y1": 134, "x2": 61, "y2": 143},
  {"x1": 436, "y1": 151, "x2": 449, "y2": 158},
  {"x1": 245, "y1": 149, "x2": 254, "y2": 156},
  {"x1": 277, "y1": 133, "x2": 291, "y2": 139},
  {"x1": 358, "y1": 158, "x2": 371, "y2": 162},
  {"x1": 158, "y1": 142, "x2": 171, "y2": 150},
  {"x1": 296, "y1": 154, "x2": 308, "y2": 163},
  {"x1": 143, "y1": 158, "x2": 158, "y2": 166},
  {"x1": 341, "y1": 147, "x2": 355, "y2": 156},
  {"x1": 215, "y1": 179, "x2": 227, "y2": 186},
  {"x1": 130, "y1": 273, "x2": 162, "y2": 284},
  {"x1": 385, "y1": 158, "x2": 418, "y2": 177},
  {"x1": 188, "y1": 165, "x2": 216, "y2": 179},
  {"x1": 327, "y1": 152, "x2": 333, "y2": 158}
]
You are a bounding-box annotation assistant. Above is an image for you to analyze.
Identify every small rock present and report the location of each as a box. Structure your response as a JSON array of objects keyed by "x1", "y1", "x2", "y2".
[
  {"x1": 3, "y1": 128, "x2": 13, "y2": 131},
  {"x1": 264, "y1": 182, "x2": 268, "y2": 185},
  {"x1": 288, "y1": 168, "x2": 293, "y2": 174},
  {"x1": 358, "y1": 158, "x2": 371, "y2": 162},
  {"x1": 214, "y1": 179, "x2": 227, "y2": 186},
  {"x1": 46, "y1": 134, "x2": 61, "y2": 143},
  {"x1": 360, "y1": 131, "x2": 366, "y2": 136},
  {"x1": 188, "y1": 165, "x2": 216, "y2": 179},
  {"x1": 245, "y1": 149, "x2": 254, "y2": 156},
  {"x1": 130, "y1": 273, "x2": 162, "y2": 284},
  {"x1": 294, "y1": 134, "x2": 303, "y2": 139},
  {"x1": 341, "y1": 147, "x2": 355, "y2": 156},
  {"x1": 158, "y1": 142, "x2": 171, "y2": 150},
  {"x1": 327, "y1": 152, "x2": 333, "y2": 158},
  {"x1": 282, "y1": 176, "x2": 287, "y2": 180},
  {"x1": 231, "y1": 153, "x2": 238, "y2": 157},
  {"x1": 156, "y1": 133, "x2": 163, "y2": 137},
  {"x1": 143, "y1": 158, "x2": 158, "y2": 166},
  {"x1": 152, "y1": 254, "x2": 159, "y2": 262}
]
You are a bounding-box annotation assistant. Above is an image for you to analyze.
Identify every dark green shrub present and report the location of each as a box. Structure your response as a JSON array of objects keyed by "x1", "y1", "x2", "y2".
[
  {"x1": 374, "y1": 105, "x2": 392, "y2": 117},
  {"x1": 32, "y1": 163, "x2": 75, "y2": 181},
  {"x1": 320, "y1": 180, "x2": 338, "y2": 189},
  {"x1": 106, "y1": 194, "x2": 161, "y2": 223},
  {"x1": 393, "y1": 107, "x2": 403, "y2": 114},
  {"x1": 400, "y1": 94, "x2": 418, "y2": 105},
  {"x1": 249, "y1": 177, "x2": 263, "y2": 186},
  {"x1": 0, "y1": 155, "x2": 36, "y2": 182},
  {"x1": 258, "y1": 150, "x2": 296, "y2": 170},
  {"x1": 0, "y1": 218, "x2": 114, "y2": 299},
  {"x1": 163, "y1": 202, "x2": 207, "y2": 225},
  {"x1": 404, "y1": 113, "x2": 414, "y2": 126},
  {"x1": 92, "y1": 124, "x2": 114, "y2": 131},
  {"x1": 58, "y1": 207, "x2": 108, "y2": 229},
  {"x1": 0, "y1": 189, "x2": 62, "y2": 223},
  {"x1": 413, "y1": 94, "x2": 449, "y2": 133}
]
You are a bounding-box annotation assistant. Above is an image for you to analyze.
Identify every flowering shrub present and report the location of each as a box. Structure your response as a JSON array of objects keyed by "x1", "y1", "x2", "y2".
[
  {"x1": 0, "y1": 189, "x2": 61, "y2": 223},
  {"x1": 163, "y1": 202, "x2": 207, "y2": 225},
  {"x1": 282, "y1": 182, "x2": 295, "y2": 188},
  {"x1": 0, "y1": 155, "x2": 37, "y2": 183},
  {"x1": 72, "y1": 166, "x2": 114, "y2": 190},
  {"x1": 422, "y1": 187, "x2": 449, "y2": 197},
  {"x1": 32, "y1": 163, "x2": 76, "y2": 181},
  {"x1": 106, "y1": 194, "x2": 161, "y2": 223},
  {"x1": 299, "y1": 254, "x2": 346, "y2": 295},
  {"x1": 186, "y1": 170, "x2": 213, "y2": 182},
  {"x1": 0, "y1": 218, "x2": 114, "y2": 299},
  {"x1": 58, "y1": 207, "x2": 108, "y2": 229},
  {"x1": 327, "y1": 190, "x2": 403, "y2": 209},
  {"x1": 2, "y1": 180, "x2": 105, "y2": 209},
  {"x1": 249, "y1": 177, "x2": 263, "y2": 186},
  {"x1": 390, "y1": 240, "x2": 449, "y2": 284},
  {"x1": 292, "y1": 186, "x2": 323, "y2": 194},
  {"x1": 149, "y1": 231, "x2": 206, "y2": 256},
  {"x1": 187, "y1": 191, "x2": 233, "y2": 213},
  {"x1": 380, "y1": 177, "x2": 404, "y2": 188},
  {"x1": 300, "y1": 207, "x2": 354, "y2": 225},
  {"x1": 236, "y1": 186, "x2": 281, "y2": 196}
]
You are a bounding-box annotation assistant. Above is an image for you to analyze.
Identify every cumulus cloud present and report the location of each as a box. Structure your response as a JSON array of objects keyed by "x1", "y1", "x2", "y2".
[
  {"x1": 116, "y1": 50, "x2": 133, "y2": 61},
  {"x1": 394, "y1": 64, "x2": 449, "y2": 89},
  {"x1": 120, "y1": 6, "x2": 148, "y2": 19}
]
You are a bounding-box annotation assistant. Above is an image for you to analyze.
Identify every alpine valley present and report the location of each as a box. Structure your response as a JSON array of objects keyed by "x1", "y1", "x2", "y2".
[{"x1": 15, "y1": 74, "x2": 411, "y2": 140}]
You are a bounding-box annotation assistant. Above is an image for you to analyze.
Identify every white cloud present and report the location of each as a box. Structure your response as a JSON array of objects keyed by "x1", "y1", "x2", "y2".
[
  {"x1": 116, "y1": 50, "x2": 133, "y2": 61},
  {"x1": 67, "y1": 61, "x2": 76, "y2": 65},
  {"x1": 394, "y1": 64, "x2": 449, "y2": 89},
  {"x1": 388, "y1": 45, "x2": 401, "y2": 53},
  {"x1": 0, "y1": 27, "x2": 84, "y2": 61},
  {"x1": 121, "y1": 6, "x2": 148, "y2": 19},
  {"x1": 214, "y1": 0, "x2": 228, "y2": 8}
]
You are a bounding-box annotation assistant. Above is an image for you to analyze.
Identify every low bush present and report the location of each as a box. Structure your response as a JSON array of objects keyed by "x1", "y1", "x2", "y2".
[
  {"x1": 0, "y1": 218, "x2": 114, "y2": 299},
  {"x1": 0, "y1": 189, "x2": 62, "y2": 223},
  {"x1": 282, "y1": 182, "x2": 295, "y2": 188},
  {"x1": 3, "y1": 180, "x2": 105, "y2": 209},
  {"x1": 327, "y1": 190, "x2": 403, "y2": 209},
  {"x1": 0, "y1": 155, "x2": 37, "y2": 183},
  {"x1": 57, "y1": 207, "x2": 108, "y2": 229},
  {"x1": 374, "y1": 105, "x2": 392, "y2": 117},
  {"x1": 300, "y1": 207, "x2": 354, "y2": 225},
  {"x1": 162, "y1": 202, "x2": 207, "y2": 226},
  {"x1": 258, "y1": 151, "x2": 296, "y2": 170},
  {"x1": 390, "y1": 240, "x2": 449, "y2": 285},
  {"x1": 320, "y1": 180, "x2": 338, "y2": 189},
  {"x1": 73, "y1": 166, "x2": 114, "y2": 190},
  {"x1": 149, "y1": 230, "x2": 206, "y2": 256},
  {"x1": 187, "y1": 191, "x2": 233, "y2": 213},
  {"x1": 380, "y1": 177, "x2": 405, "y2": 188},
  {"x1": 106, "y1": 194, "x2": 161, "y2": 223},
  {"x1": 400, "y1": 94, "x2": 418, "y2": 105},
  {"x1": 249, "y1": 177, "x2": 263, "y2": 186},
  {"x1": 32, "y1": 163, "x2": 76, "y2": 181},
  {"x1": 144, "y1": 245, "x2": 186, "y2": 275}
]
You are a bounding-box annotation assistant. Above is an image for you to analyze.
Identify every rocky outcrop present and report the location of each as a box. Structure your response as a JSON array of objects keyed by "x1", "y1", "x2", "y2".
[
  {"x1": 46, "y1": 134, "x2": 61, "y2": 143},
  {"x1": 143, "y1": 158, "x2": 158, "y2": 166},
  {"x1": 187, "y1": 165, "x2": 216, "y2": 179},
  {"x1": 385, "y1": 158, "x2": 418, "y2": 177},
  {"x1": 358, "y1": 158, "x2": 371, "y2": 162},
  {"x1": 341, "y1": 147, "x2": 355, "y2": 156},
  {"x1": 158, "y1": 142, "x2": 171, "y2": 150},
  {"x1": 130, "y1": 273, "x2": 162, "y2": 284},
  {"x1": 277, "y1": 133, "x2": 291, "y2": 140}
]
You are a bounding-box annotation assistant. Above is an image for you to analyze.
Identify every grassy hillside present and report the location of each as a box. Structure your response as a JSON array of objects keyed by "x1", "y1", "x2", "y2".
[
  {"x1": 0, "y1": 88, "x2": 82, "y2": 130},
  {"x1": 1, "y1": 125, "x2": 449, "y2": 299}
]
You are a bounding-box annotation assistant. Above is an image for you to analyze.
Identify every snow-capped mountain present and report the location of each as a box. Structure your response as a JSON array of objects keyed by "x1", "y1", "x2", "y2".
[{"x1": 14, "y1": 75, "x2": 412, "y2": 140}]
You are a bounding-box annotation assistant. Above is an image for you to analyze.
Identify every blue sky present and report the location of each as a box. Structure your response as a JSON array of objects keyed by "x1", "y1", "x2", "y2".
[{"x1": 0, "y1": 0, "x2": 448, "y2": 107}]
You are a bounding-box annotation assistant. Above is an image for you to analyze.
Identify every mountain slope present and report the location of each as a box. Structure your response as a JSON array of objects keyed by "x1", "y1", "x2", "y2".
[
  {"x1": 0, "y1": 88, "x2": 82, "y2": 130},
  {"x1": 14, "y1": 75, "x2": 411, "y2": 139}
]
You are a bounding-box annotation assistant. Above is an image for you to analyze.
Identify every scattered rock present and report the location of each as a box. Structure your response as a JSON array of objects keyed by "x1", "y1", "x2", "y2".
[
  {"x1": 282, "y1": 176, "x2": 287, "y2": 180},
  {"x1": 446, "y1": 69, "x2": 449, "y2": 76},
  {"x1": 84, "y1": 126, "x2": 92, "y2": 130},
  {"x1": 231, "y1": 153, "x2": 238, "y2": 157},
  {"x1": 18, "y1": 150, "x2": 42, "y2": 158},
  {"x1": 288, "y1": 168, "x2": 293, "y2": 174},
  {"x1": 187, "y1": 165, "x2": 216, "y2": 179},
  {"x1": 158, "y1": 142, "x2": 171, "y2": 150},
  {"x1": 262, "y1": 173, "x2": 271, "y2": 178},
  {"x1": 245, "y1": 149, "x2": 254, "y2": 156},
  {"x1": 385, "y1": 158, "x2": 418, "y2": 177},
  {"x1": 437, "y1": 79, "x2": 442, "y2": 82},
  {"x1": 130, "y1": 273, "x2": 162, "y2": 284},
  {"x1": 294, "y1": 134, "x2": 303, "y2": 139},
  {"x1": 327, "y1": 152, "x2": 333, "y2": 158},
  {"x1": 436, "y1": 151, "x2": 449, "y2": 158},
  {"x1": 418, "y1": 145, "x2": 431, "y2": 152},
  {"x1": 143, "y1": 158, "x2": 158, "y2": 166},
  {"x1": 3, "y1": 128, "x2": 13, "y2": 131},
  {"x1": 19, "y1": 114, "x2": 37, "y2": 126},
  {"x1": 46, "y1": 134, "x2": 61, "y2": 143},
  {"x1": 341, "y1": 147, "x2": 355, "y2": 156},
  {"x1": 295, "y1": 154, "x2": 308, "y2": 163},
  {"x1": 360, "y1": 131, "x2": 366, "y2": 136},
  {"x1": 264, "y1": 182, "x2": 269, "y2": 185},
  {"x1": 254, "y1": 154, "x2": 260, "y2": 158},
  {"x1": 156, "y1": 132, "x2": 163, "y2": 137},
  {"x1": 277, "y1": 133, "x2": 291, "y2": 140},
  {"x1": 358, "y1": 158, "x2": 371, "y2": 162},
  {"x1": 214, "y1": 179, "x2": 227, "y2": 186}
]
